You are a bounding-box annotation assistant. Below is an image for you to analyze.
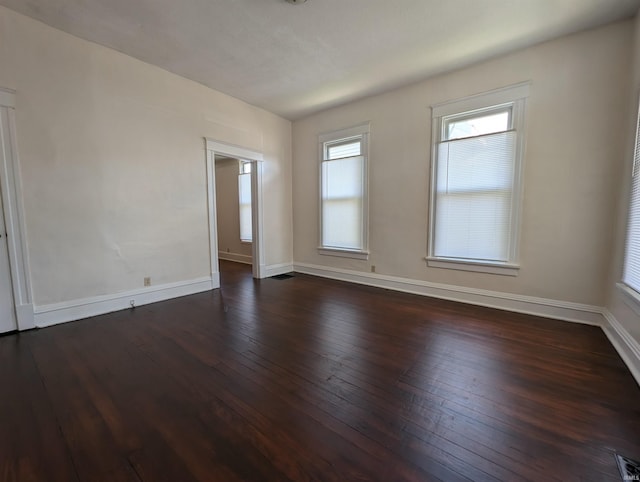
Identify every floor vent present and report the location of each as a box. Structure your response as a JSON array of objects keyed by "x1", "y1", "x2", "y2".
[
  {"x1": 616, "y1": 454, "x2": 640, "y2": 481},
  {"x1": 271, "y1": 273, "x2": 294, "y2": 280}
]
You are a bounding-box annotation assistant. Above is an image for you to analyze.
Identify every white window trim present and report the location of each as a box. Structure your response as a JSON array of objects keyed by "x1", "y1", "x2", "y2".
[
  {"x1": 425, "y1": 257, "x2": 519, "y2": 276},
  {"x1": 427, "y1": 82, "x2": 530, "y2": 275},
  {"x1": 621, "y1": 89, "x2": 640, "y2": 299},
  {"x1": 617, "y1": 282, "x2": 640, "y2": 317},
  {"x1": 318, "y1": 247, "x2": 370, "y2": 260},
  {"x1": 318, "y1": 122, "x2": 370, "y2": 260}
]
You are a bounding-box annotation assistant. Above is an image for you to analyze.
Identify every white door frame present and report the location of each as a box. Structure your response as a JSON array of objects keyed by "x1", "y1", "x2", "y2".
[
  {"x1": 0, "y1": 88, "x2": 34, "y2": 330},
  {"x1": 205, "y1": 138, "x2": 265, "y2": 282}
]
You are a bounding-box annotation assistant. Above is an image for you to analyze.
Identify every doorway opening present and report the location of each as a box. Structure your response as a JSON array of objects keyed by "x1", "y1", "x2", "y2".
[
  {"x1": 0, "y1": 88, "x2": 34, "y2": 332},
  {"x1": 0, "y1": 185, "x2": 17, "y2": 334},
  {"x1": 205, "y1": 139, "x2": 264, "y2": 285},
  {"x1": 214, "y1": 155, "x2": 254, "y2": 274}
]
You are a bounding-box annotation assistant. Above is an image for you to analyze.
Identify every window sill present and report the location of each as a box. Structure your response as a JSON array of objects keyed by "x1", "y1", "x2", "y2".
[
  {"x1": 240, "y1": 240, "x2": 253, "y2": 244},
  {"x1": 617, "y1": 283, "x2": 640, "y2": 316},
  {"x1": 318, "y1": 247, "x2": 369, "y2": 260},
  {"x1": 425, "y1": 257, "x2": 519, "y2": 276}
]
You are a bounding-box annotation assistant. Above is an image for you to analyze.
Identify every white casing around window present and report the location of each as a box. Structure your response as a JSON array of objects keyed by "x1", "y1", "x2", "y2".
[
  {"x1": 317, "y1": 123, "x2": 370, "y2": 260},
  {"x1": 622, "y1": 93, "x2": 640, "y2": 296},
  {"x1": 427, "y1": 82, "x2": 530, "y2": 276}
]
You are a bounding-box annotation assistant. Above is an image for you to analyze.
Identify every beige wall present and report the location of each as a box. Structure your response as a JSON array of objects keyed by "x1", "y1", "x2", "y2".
[
  {"x1": 215, "y1": 157, "x2": 252, "y2": 259},
  {"x1": 292, "y1": 20, "x2": 632, "y2": 306},
  {"x1": 607, "y1": 12, "x2": 640, "y2": 344},
  {"x1": 0, "y1": 6, "x2": 291, "y2": 305}
]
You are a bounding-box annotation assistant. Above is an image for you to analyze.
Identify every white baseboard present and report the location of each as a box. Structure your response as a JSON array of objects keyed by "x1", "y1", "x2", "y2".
[
  {"x1": 601, "y1": 309, "x2": 640, "y2": 386},
  {"x1": 34, "y1": 276, "x2": 217, "y2": 328},
  {"x1": 264, "y1": 262, "x2": 294, "y2": 278},
  {"x1": 218, "y1": 251, "x2": 252, "y2": 265},
  {"x1": 293, "y1": 262, "x2": 605, "y2": 326}
]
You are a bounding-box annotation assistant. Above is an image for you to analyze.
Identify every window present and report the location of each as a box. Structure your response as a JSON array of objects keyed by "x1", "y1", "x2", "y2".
[
  {"x1": 238, "y1": 161, "x2": 252, "y2": 242},
  {"x1": 622, "y1": 97, "x2": 640, "y2": 298},
  {"x1": 318, "y1": 123, "x2": 369, "y2": 259},
  {"x1": 428, "y1": 83, "x2": 529, "y2": 275}
]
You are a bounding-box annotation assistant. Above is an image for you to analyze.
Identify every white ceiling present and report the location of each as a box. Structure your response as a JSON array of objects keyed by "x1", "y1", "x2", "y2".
[{"x1": 2, "y1": 0, "x2": 639, "y2": 120}]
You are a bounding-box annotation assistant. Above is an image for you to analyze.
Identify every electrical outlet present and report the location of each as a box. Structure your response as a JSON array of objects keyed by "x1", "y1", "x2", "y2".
[
  {"x1": 371, "y1": 265, "x2": 376, "y2": 273},
  {"x1": 144, "y1": 277, "x2": 151, "y2": 286}
]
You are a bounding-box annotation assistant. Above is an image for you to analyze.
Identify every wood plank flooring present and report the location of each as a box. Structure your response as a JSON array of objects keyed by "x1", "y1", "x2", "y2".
[{"x1": 1, "y1": 260, "x2": 640, "y2": 481}]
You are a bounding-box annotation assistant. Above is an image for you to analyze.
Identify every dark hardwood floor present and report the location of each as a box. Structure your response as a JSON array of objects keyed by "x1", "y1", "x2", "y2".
[{"x1": 2, "y1": 260, "x2": 640, "y2": 481}]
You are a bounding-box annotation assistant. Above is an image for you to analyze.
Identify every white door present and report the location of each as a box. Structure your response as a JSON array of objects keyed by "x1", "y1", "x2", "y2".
[{"x1": 0, "y1": 191, "x2": 16, "y2": 333}]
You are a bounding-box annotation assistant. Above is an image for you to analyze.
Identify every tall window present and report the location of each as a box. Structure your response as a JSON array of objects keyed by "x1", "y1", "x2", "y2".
[
  {"x1": 623, "y1": 97, "x2": 640, "y2": 295},
  {"x1": 238, "y1": 161, "x2": 252, "y2": 242},
  {"x1": 319, "y1": 124, "x2": 369, "y2": 259},
  {"x1": 428, "y1": 83, "x2": 529, "y2": 275}
]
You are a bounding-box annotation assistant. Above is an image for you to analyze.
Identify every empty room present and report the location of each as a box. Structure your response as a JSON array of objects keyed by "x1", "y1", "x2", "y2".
[{"x1": 2, "y1": 0, "x2": 640, "y2": 480}]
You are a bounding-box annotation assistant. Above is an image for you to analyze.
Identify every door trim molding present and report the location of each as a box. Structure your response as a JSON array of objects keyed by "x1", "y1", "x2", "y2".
[
  {"x1": 0, "y1": 88, "x2": 34, "y2": 330},
  {"x1": 205, "y1": 139, "x2": 266, "y2": 279}
]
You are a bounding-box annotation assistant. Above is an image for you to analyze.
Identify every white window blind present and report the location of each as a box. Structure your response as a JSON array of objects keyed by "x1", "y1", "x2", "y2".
[
  {"x1": 238, "y1": 164, "x2": 252, "y2": 242},
  {"x1": 434, "y1": 130, "x2": 516, "y2": 261},
  {"x1": 322, "y1": 138, "x2": 364, "y2": 250},
  {"x1": 623, "y1": 98, "x2": 640, "y2": 293},
  {"x1": 429, "y1": 83, "x2": 528, "y2": 273}
]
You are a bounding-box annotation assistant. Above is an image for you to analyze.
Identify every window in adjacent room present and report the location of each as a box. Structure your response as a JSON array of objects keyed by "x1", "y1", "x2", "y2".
[
  {"x1": 318, "y1": 123, "x2": 370, "y2": 260},
  {"x1": 238, "y1": 160, "x2": 252, "y2": 242},
  {"x1": 622, "y1": 96, "x2": 640, "y2": 299},
  {"x1": 427, "y1": 83, "x2": 529, "y2": 276}
]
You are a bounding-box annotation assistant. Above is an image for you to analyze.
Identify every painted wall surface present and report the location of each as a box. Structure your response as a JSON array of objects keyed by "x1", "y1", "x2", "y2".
[
  {"x1": 607, "y1": 12, "x2": 640, "y2": 344},
  {"x1": 292, "y1": 20, "x2": 632, "y2": 306},
  {"x1": 0, "y1": 6, "x2": 291, "y2": 305},
  {"x1": 215, "y1": 157, "x2": 252, "y2": 259}
]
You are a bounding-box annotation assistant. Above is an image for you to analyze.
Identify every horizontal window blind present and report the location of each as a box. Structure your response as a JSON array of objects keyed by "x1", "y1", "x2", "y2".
[
  {"x1": 434, "y1": 130, "x2": 516, "y2": 262},
  {"x1": 623, "y1": 100, "x2": 640, "y2": 293},
  {"x1": 327, "y1": 140, "x2": 361, "y2": 160},
  {"x1": 321, "y1": 154, "x2": 364, "y2": 249}
]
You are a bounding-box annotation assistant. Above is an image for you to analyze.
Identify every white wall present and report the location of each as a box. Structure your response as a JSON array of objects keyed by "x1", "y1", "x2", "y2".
[
  {"x1": 292, "y1": 20, "x2": 632, "y2": 307},
  {"x1": 0, "y1": 6, "x2": 292, "y2": 307},
  {"x1": 215, "y1": 157, "x2": 252, "y2": 260}
]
